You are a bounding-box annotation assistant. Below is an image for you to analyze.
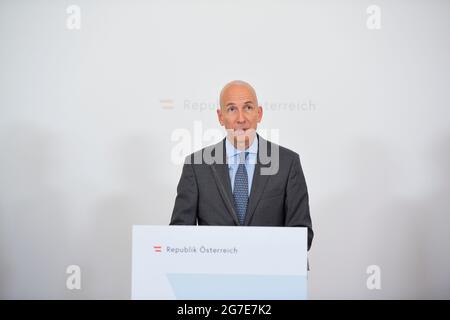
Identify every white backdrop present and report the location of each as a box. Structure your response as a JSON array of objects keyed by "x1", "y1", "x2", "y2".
[{"x1": 0, "y1": 0, "x2": 449, "y2": 299}]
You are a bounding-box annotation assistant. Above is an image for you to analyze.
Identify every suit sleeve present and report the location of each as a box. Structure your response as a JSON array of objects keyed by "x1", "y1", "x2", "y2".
[
  {"x1": 169, "y1": 158, "x2": 198, "y2": 225},
  {"x1": 284, "y1": 154, "x2": 314, "y2": 251}
]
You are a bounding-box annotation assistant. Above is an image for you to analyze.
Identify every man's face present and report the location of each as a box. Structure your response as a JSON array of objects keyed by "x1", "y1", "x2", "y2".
[{"x1": 217, "y1": 83, "x2": 263, "y2": 149}]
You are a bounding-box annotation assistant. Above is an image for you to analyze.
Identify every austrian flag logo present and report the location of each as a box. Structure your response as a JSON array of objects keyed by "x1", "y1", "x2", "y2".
[{"x1": 153, "y1": 245, "x2": 162, "y2": 253}]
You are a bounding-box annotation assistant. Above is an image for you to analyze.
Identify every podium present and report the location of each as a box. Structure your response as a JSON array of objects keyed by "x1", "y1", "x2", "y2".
[{"x1": 132, "y1": 225, "x2": 308, "y2": 300}]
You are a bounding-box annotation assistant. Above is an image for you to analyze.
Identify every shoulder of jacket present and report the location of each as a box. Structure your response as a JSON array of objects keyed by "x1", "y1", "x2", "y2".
[{"x1": 262, "y1": 138, "x2": 299, "y2": 160}]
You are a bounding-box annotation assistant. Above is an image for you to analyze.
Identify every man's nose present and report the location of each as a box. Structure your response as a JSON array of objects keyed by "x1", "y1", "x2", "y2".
[{"x1": 237, "y1": 110, "x2": 246, "y2": 123}]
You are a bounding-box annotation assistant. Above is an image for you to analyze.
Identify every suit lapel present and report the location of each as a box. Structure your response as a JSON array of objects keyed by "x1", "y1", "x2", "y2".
[
  {"x1": 210, "y1": 139, "x2": 240, "y2": 225},
  {"x1": 244, "y1": 136, "x2": 272, "y2": 225}
]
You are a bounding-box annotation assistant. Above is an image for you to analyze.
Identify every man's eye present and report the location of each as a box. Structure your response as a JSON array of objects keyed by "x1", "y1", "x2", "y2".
[
  {"x1": 228, "y1": 107, "x2": 236, "y2": 112},
  {"x1": 245, "y1": 105, "x2": 253, "y2": 110}
]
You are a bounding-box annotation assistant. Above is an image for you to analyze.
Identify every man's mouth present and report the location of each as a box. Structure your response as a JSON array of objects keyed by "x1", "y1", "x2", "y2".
[{"x1": 234, "y1": 129, "x2": 248, "y2": 136}]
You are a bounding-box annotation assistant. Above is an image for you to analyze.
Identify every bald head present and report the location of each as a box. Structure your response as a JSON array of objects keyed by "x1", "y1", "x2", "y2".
[{"x1": 219, "y1": 80, "x2": 258, "y2": 110}]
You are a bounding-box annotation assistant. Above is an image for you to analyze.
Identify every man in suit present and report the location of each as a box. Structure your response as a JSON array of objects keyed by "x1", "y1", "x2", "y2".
[{"x1": 170, "y1": 80, "x2": 313, "y2": 250}]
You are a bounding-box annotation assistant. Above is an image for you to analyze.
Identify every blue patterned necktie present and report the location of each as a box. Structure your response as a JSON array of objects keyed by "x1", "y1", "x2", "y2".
[{"x1": 233, "y1": 152, "x2": 249, "y2": 225}]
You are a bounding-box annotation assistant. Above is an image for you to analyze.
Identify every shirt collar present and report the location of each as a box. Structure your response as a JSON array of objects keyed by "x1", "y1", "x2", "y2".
[{"x1": 225, "y1": 134, "x2": 258, "y2": 159}]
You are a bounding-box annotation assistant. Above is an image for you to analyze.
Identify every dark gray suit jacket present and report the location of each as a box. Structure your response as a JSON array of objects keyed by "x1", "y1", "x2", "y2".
[{"x1": 170, "y1": 135, "x2": 314, "y2": 250}]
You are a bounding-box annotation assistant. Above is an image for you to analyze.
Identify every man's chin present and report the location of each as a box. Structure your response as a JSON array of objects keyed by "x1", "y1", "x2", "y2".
[{"x1": 227, "y1": 129, "x2": 256, "y2": 149}]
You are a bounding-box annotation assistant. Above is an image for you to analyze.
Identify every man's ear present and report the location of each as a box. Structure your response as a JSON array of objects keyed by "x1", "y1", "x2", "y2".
[
  {"x1": 257, "y1": 106, "x2": 263, "y2": 123},
  {"x1": 217, "y1": 108, "x2": 224, "y2": 126}
]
